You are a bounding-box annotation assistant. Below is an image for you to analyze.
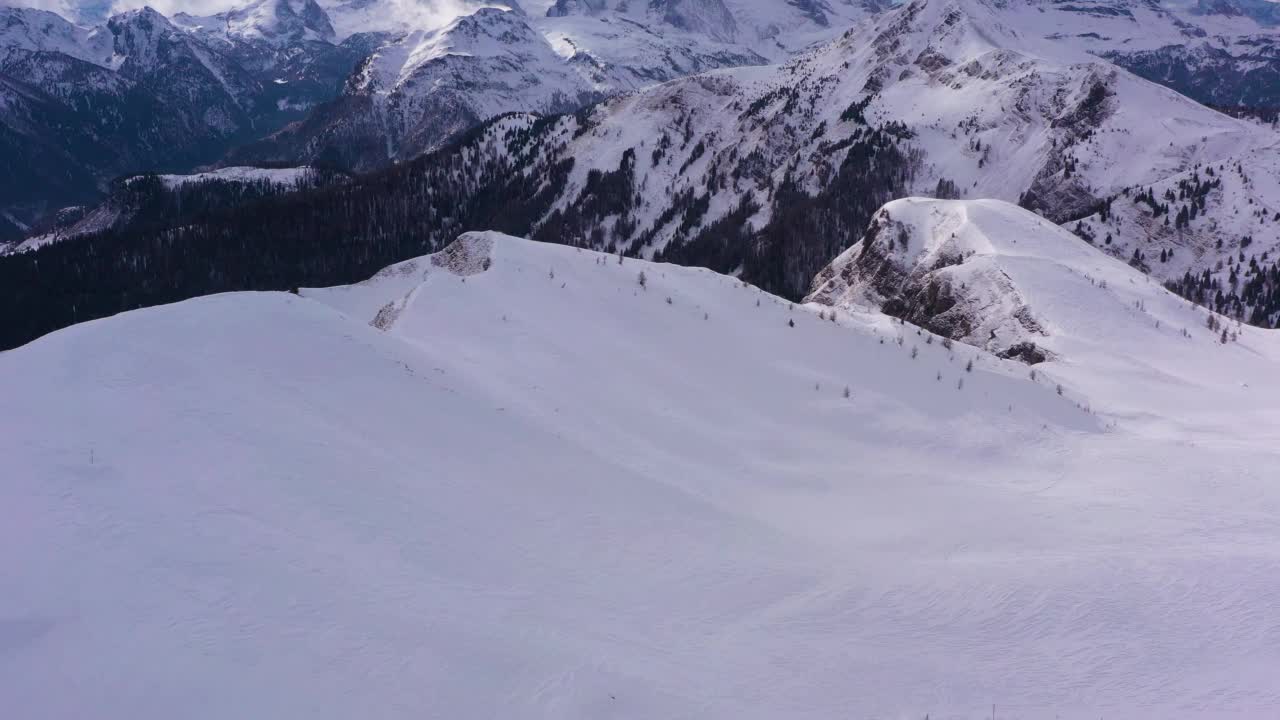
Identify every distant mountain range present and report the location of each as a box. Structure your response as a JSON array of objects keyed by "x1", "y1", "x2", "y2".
[
  {"x1": 0, "y1": 0, "x2": 887, "y2": 238},
  {"x1": 5, "y1": 0, "x2": 1279, "y2": 242},
  {"x1": 0, "y1": 1, "x2": 363, "y2": 238},
  {"x1": 4, "y1": 0, "x2": 1279, "y2": 351}
]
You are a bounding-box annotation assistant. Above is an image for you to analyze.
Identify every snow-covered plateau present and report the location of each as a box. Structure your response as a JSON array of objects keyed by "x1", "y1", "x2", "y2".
[{"x1": 5, "y1": 204, "x2": 1280, "y2": 718}]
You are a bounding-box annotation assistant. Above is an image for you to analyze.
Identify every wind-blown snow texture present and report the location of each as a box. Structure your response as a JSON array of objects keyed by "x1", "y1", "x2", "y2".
[{"x1": 4, "y1": 227, "x2": 1280, "y2": 718}]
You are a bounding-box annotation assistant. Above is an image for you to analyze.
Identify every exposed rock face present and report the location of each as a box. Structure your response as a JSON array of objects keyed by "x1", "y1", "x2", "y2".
[{"x1": 806, "y1": 199, "x2": 1076, "y2": 360}]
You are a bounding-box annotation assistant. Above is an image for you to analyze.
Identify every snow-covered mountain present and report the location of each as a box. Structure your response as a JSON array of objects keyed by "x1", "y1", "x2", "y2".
[
  {"x1": 316, "y1": 0, "x2": 519, "y2": 40},
  {"x1": 227, "y1": 6, "x2": 619, "y2": 170},
  {"x1": 299, "y1": 0, "x2": 1268, "y2": 299},
  {"x1": 542, "y1": 0, "x2": 887, "y2": 55},
  {"x1": 5, "y1": 227, "x2": 1280, "y2": 718},
  {"x1": 226, "y1": 0, "x2": 830, "y2": 170},
  {"x1": 10, "y1": 0, "x2": 1279, "y2": 334},
  {"x1": 1068, "y1": 141, "x2": 1280, "y2": 326},
  {"x1": 177, "y1": 0, "x2": 338, "y2": 46},
  {"x1": 0, "y1": 1, "x2": 363, "y2": 236},
  {"x1": 808, "y1": 198, "x2": 1237, "y2": 368},
  {"x1": 962, "y1": 0, "x2": 1280, "y2": 110},
  {"x1": 3, "y1": 0, "x2": 879, "y2": 227}
]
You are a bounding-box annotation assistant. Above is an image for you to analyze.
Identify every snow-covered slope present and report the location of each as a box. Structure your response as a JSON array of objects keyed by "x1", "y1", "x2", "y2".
[
  {"x1": 0, "y1": 6, "x2": 112, "y2": 66},
  {"x1": 542, "y1": 0, "x2": 885, "y2": 58},
  {"x1": 316, "y1": 0, "x2": 519, "y2": 40},
  {"x1": 226, "y1": 0, "x2": 890, "y2": 169},
  {"x1": 791, "y1": 0, "x2": 1264, "y2": 215},
  {"x1": 229, "y1": 3, "x2": 769, "y2": 169},
  {"x1": 151, "y1": 164, "x2": 319, "y2": 188},
  {"x1": 352, "y1": 0, "x2": 1271, "y2": 299},
  {"x1": 4, "y1": 231, "x2": 1280, "y2": 718},
  {"x1": 876, "y1": 0, "x2": 1280, "y2": 110},
  {"x1": 1069, "y1": 142, "x2": 1280, "y2": 326},
  {"x1": 1014, "y1": 0, "x2": 1280, "y2": 109},
  {"x1": 807, "y1": 197, "x2": 1280, "y2": 428},
  {"x1": 346, "y1": 8, "x2": 604, "y2": 161},
  {"x1": 177, "y1": 0, "x2": 337, "y2": 46},
  {"x1": 315, "y1": 0, "x2": 880, "y2": 53},
  {"x1": 718, "y1": 0, "x2": 889, "y2": 55}
]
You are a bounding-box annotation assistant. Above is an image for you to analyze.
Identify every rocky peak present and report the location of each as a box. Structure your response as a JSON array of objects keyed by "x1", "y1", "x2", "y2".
[
  {"x1": 548, "y1": 0, "x2": 739, "y2": 43},
  {"x1": 221, "y1": 0, "x2": 338, "y2": 45},
  {"x1": 106, "y1": 7, "x2": 187, "y2": 71}
]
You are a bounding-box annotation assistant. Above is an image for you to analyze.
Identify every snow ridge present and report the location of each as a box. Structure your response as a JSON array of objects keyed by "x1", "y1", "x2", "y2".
[{"x1": 5, "y1": 228, "x2": 1280, "y2": 719}]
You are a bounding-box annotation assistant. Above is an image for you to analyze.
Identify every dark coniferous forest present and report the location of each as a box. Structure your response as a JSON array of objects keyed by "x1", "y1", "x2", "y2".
[{"x1": 0, "y1": 113, "x2": 922, "y2": 350}]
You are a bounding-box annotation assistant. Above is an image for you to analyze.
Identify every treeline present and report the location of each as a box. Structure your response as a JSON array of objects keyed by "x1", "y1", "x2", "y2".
[
  {"x1": 2, "y1": 104, "x2": 932, "y2": 349},
  {"x1": 0, "y1": 118, "x2": 567, "y2": 350},
  {"x1": 1166, "y1": 256, "x2": 1280, "y2": 329}
]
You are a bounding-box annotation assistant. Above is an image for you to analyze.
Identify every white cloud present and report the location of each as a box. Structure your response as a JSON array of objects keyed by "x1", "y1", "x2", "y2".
[
  {"x1": 105, "y1": 0, "x2": 243, "y2": 17},
  {"x1": 1, "y1": 0, "x2": 87, "y2": 20}
]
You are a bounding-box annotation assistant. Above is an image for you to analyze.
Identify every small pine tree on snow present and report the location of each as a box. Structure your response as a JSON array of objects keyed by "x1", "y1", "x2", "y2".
[
  {"x1": 843, "y1": 386, "x2": 851, "y2": 399},
  {"x1": 638, "y1": 270, "x2": 647, "y2": 288},
  {"x1": 910, "y1": 347, "x2": 919, "y2": 359},
  {"x1": 788, "y1": 318, "x2": 795, "y2": 327},
  {"x1": 965, "y1": 359, "x2": 973, "y2": 372}
]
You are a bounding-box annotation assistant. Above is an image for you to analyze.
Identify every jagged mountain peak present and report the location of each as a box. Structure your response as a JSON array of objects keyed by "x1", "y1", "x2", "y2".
[
  {"x1": 107, "y1": 5, "x2": 176, "y2": 29},
  {"x1": 315, "y1": 0, "x2": 524, "y2": 40},
  {"x1": 212, "y1": 0, "x2": 338, "y2": 45},
  {"x1": 104, "y1": 6, "x2": 200, "y2": 72},
  {"x1": 850, "y1": 0, "x2": 1045, "y2": 64},
  {"x1": 0, "y1": 5, "x2": 112, "y2": 66},
  {"x1": 1193, "y1": 0, "x2": 1280, "y2": 25},
  {"x1": 106, "y1": 6, "x2": 185, "y2": 47},
  {"x1": 547, "y1": 0, "x2": 739, "y2": 42},
  {"x1": 361, "y1": 6, "x2": 552, "y2": 88}
]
